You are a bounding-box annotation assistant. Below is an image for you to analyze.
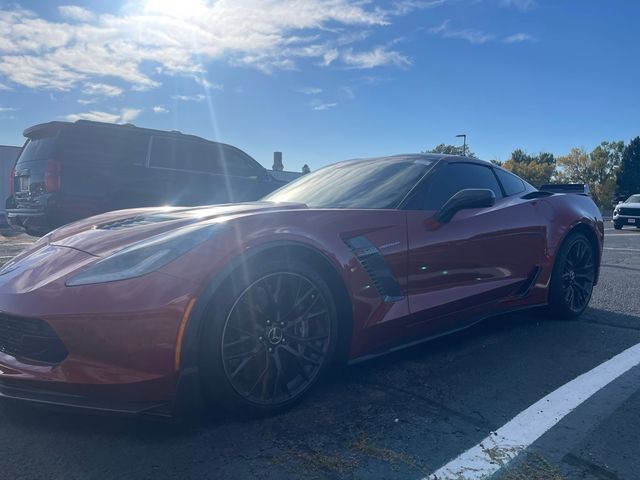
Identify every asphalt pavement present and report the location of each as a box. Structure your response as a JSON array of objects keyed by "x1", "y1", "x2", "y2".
[{"x1": 0, "y1": 222, "x2": 639, "y2": 480}]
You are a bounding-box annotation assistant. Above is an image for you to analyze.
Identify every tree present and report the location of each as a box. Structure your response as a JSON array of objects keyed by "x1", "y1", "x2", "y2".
[
  {"x1": 500, "y1": 149, "x2": 556, "y2": 187},
  {"x1": 616, "y1": 137, "x2": 640, "y2": 201},
  {"x1": 301, "y1": 164, "x2": 311, "y2": 174},
  {"x1": 425, "y1": 143, "x2": 477, "y2": 158},
  {"x1": 556, "y1": 141, "x2": 623, "y2": 208}
]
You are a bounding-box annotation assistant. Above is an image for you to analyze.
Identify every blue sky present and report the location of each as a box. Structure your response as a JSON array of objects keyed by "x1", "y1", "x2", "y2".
[{"x1": 0, "y1": 0, "x2": 638, "y2": 172}]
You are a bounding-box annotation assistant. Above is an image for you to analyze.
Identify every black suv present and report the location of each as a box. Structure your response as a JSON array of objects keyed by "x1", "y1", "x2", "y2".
[{"x1": 7, "y1": 120, "x2": 286, "y2": 235}]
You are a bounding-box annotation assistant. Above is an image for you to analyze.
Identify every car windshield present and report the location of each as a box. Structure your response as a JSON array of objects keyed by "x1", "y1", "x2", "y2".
[
  {"x1": 263, "y1": 157, "x2": 436, "y2": 209},
  {"x1": 626, "y1": 195, "x2": 640, "y2": 203}
]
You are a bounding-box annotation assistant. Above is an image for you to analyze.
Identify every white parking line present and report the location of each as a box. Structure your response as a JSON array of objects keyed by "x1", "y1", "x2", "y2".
[
  {"x1": 426, "y1": 342, "x2": 640, "y2": 480},
  {"x1": 604, "y1": 247, "x2": 640, "y2": 252}
]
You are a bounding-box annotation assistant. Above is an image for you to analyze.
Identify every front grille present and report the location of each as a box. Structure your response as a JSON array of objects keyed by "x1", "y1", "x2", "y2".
[
  {"x1": 0, "y1": 313, "x2": 68, "y2": 363},
  {"x1": 619, "y1": 207, "x2": 640, "y2": 217}
]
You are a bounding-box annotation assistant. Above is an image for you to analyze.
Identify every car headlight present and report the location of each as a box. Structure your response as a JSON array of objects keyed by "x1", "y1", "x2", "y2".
[{"x1": 66, "y1": 223, "x2": 225, "y2": 286}]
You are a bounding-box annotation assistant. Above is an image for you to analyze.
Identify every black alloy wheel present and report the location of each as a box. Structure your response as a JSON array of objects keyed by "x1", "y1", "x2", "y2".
[
  {"x1": 549, "y1": 233, "x2": 596, "y2": 319},
  {"x1": 200, "y1": 261, "x2": 337, "y2": 416}
]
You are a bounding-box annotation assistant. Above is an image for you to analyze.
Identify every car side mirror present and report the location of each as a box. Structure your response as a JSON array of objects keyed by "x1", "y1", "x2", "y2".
[{"x1": 436, "y1": 189, "x2": 495, "y2": 223}]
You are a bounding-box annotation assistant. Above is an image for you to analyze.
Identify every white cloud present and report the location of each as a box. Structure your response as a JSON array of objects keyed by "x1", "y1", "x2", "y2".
[
  {"x1": 342, "y1": 46, "x2": 411, "y2": 69},
  {"x1": 503, "y1": 33, "x2": 537, "y2": 43},
  {"x1": 312, "y1": 102, "x2": 338, "y2": 111},
  {"x1": 64, "y1": 107, "x2": 141, "y2": 124},
  {"x1": 171, "y1": 94, "x2": 206, "y2": 102},
  {"x1": 0, "y1": 82, "x2": 9, "y2": 90},
  {"x1": 193, "y1": 76, "x2": 223, "y2": 90},
  {"x1": 429, "y1": 20, "x2": 494, "y2": 44},
  {"x1": 0, "y1": 1, "x2": 426, "y2": 92},
  {"x1": 298, "y1": 87, "x2": 323, "y2": 95},
  {"x1": 0, "y1": 106, "x2": 18, "y2": 112},
  {"x1": 501, "y1": 0, "x2": 537, "y2": 11},
  {"x1": 58, "y1": 5, "x2": 96, "y2": 22},
  {"x1": 153, "y1": 105, "x2": 169, "y2": 114},
  {"x1": 390, "y1": 0, "x2": 447, "y2": 15},
  {"x1": 82, "y1": 82, "x2": 123, "y2": 97}
]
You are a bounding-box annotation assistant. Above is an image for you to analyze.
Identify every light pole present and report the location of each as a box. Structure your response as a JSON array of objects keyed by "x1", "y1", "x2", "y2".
[{"x1": 456, "y1": 134, "x2": 467, "y2": 157}]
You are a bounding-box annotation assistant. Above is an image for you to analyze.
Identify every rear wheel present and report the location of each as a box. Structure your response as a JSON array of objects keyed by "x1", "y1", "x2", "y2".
[
  {"x1": 548, "y1": 233, "x2": 596, "y2": 319},
  {"x1": 200, "y1": 260, "x2": 338, "y2": 416}
]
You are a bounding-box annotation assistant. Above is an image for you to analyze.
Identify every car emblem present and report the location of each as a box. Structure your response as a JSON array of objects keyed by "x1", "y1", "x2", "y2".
[{"x1": 267, "y1": 326, "x2": 284, "y2": 345}]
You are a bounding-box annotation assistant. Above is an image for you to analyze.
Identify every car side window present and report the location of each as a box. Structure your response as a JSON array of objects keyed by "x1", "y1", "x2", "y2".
[
  {"x1": 150, "y1": 137, "x2": 222, "y2": 174},
  {"x1": 495, "y1": 168, "x2": 525, "y2": 196},
  {"x1": 406, "y1": 163, "x2": 502, "y2": 211},
  {"x1": 214, "y1": 144, "x2": 264, "y2": 177},
  {"x1": 59, "y1": 128, "x2": 149, "y2": 166}
]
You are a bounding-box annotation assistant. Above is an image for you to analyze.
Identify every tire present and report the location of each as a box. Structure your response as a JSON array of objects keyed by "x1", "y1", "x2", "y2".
[
  {"x1": 547, "y1": 232, "x2": 596, "y2": 319},
  {"x1": 199, "y1": 258, "x2": 338, "y2": 417},
  {"x1": 614, "y1": 223, "x2": 622, "y2": 230}
]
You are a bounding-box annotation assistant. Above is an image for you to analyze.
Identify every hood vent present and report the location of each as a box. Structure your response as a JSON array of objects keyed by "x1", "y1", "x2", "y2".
[{"x1": 97, "y1": 215, "x2": 178, "y2": 231}]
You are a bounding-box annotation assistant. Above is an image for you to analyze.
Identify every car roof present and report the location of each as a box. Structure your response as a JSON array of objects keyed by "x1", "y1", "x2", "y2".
[
  {"x1": 342, "y1": 153, "x2": 494, "y2": 166},
  {"x1": 22, "y1": 120, "x2": 266, "y2": 172}
]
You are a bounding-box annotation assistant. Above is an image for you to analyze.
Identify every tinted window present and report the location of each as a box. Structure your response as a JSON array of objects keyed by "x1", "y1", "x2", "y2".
[
  {"x1": 150, "y1": 137, "x2": 262, "y2": 177},
  {"x1": 58, "y1": 127, "x2": 149, "y2": 166},
  {"x1": 495, "y1": 168, "x2": 525, "y2": 196},
  {"x1": 150, "y1": 137, "x2": 216, "y2": 172},
  {"x1": 264, "y1": 158, "x2": 436, "y2": 209},
  {"x1": 17, "y1": 137, "x2": 57, "y2": 165},
  {"x1": 406, "y1": 162, "x2": 502, "y2": 210}
]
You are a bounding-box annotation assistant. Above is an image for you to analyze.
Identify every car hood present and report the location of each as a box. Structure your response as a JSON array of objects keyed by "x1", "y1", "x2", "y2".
[
  {"x1": 619, "y1": 202, "x2": 640, "y2": 209},
  {"x1": 47, "y1": 202, "x2": 307, "y2": 257}
]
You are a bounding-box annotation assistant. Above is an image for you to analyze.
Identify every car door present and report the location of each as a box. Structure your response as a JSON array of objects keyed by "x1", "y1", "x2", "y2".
[{"x1": 403, "y1": 161, "x2": 547, "y2": 339}]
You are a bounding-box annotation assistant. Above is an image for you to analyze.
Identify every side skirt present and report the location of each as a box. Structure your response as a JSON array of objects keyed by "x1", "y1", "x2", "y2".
[{"x1": 347, "y1": 303, "x2": 547, "y2": 365}]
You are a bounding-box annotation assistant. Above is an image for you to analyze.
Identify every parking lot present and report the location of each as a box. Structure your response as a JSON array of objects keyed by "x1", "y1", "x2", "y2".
[{"x1": 0, "y1": 223, "x2": 638, "y2": 480}]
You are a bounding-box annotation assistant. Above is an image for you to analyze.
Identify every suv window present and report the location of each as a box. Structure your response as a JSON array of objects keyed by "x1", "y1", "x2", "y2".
[
  {"x1": 18, "y1": 136, "x2": 57, "y2": 164},
  {"x1": 150, "y1": 137, "x2": 262, "y2": 177},
  {"x1": 58, "y1": 127, "x2": 149, "y2": 166},
  {"x1": 150, "y1": 137, "x2": 216, "y2": 172},
  {"x1": 495, "y1": 168, "x2": 525, "y2": 196},
  {"x1": 406, "y1": 162, "x2": 502, "y2": 210}
]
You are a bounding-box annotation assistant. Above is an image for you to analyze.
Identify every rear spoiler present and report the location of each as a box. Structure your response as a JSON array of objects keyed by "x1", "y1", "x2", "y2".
[{"x1": 539, "y1": 184, "x2": 590, "y2": 196}]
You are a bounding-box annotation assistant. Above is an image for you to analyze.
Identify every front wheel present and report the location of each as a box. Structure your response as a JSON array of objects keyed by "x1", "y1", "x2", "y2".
[
  {"x1": 614, "y1": 223, "x2": 623, "y2": 230},
  {"x1": 200, "y1": 260, "x2": 338, "y2": 416},
  {"x1": 548, "y1": 232, "x2": 596, "y2": 319}
]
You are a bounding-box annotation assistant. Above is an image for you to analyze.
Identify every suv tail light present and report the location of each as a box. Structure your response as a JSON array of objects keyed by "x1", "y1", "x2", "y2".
[{"x1": 45, "y1": 159, "x2": 62, "y2": 192}]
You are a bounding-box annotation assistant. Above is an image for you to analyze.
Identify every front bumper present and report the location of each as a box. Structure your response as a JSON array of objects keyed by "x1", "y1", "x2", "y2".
[
  {"x1": 0, "y1": 380, "x2": 171, "y2": 416},
  {"x1": 0, "y1": 244, "x2": 201, "y2": 416},
  {"x1": 613, "y1": 214, "x2": 640, "y2": 226}
]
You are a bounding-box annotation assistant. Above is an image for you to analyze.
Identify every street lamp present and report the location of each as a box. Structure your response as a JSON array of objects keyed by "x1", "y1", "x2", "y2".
[{"x1": 455, "y1": 134, "x2": 467, "y2": 157}]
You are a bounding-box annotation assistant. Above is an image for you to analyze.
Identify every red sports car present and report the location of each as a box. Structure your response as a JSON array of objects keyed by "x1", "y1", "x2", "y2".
[{"x1": 0, "y1": 155, "x2": 603, "y2": 416}]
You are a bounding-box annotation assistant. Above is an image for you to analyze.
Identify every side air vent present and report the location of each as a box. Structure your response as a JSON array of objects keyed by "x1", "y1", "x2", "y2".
[{"x1": 345, "y1": 236, "x2": 404, "y2": 302}]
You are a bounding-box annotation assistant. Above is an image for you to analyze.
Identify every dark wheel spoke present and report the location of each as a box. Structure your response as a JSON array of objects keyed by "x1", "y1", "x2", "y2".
[
  {"x1": 280, "y1": 344, "x2": 322, "y2": 367},
  {"x1": 224, "y1": 345, "x2": 263, "y2": 362}
]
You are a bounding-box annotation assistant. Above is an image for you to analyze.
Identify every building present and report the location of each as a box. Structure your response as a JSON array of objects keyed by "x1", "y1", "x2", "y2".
[{"x1": 0, "y1": 145, "x2": 21, "y2": 227}]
